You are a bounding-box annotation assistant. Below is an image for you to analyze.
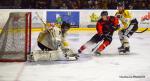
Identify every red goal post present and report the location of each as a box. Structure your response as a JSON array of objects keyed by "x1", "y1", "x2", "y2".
[{"x1": 0, "y1": 12, "x2": 32, "y2": 62}]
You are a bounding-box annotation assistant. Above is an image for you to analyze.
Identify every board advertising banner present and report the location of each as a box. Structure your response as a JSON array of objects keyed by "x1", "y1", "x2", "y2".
[{"x1": 47, "y1": 11, "x2": 79, "y2": 28}]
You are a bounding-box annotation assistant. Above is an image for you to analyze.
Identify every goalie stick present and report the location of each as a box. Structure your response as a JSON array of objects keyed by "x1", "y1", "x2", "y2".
[
  {"x1": 35, "y1": 12, "x2": 58, "y2": 50},
  {"x1": 35, "y1": 12, "x2": 47, "y2": 30},
  {"x1": 35, "y1": 12, "x2": 56, "y2": 37}
]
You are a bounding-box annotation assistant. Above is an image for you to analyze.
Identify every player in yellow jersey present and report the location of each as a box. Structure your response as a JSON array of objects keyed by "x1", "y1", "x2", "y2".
[{"x1": 115, "y1": 3, "x2": 138, "y2": 54}]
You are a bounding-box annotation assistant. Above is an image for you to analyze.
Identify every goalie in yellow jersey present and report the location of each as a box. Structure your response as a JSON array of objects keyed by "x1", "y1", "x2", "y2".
[
  {"x1": 30, "y1": 21, "x2": 79, "y2": 61},
  {"x1": 115, "y1": 3, "x2": 138, "y2": 54},
  {"x1": 37, "y1": 22, "x2": 70, "y2": 51}
]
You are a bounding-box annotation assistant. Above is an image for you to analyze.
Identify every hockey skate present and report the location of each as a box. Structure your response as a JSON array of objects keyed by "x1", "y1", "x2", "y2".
[
  {"x1": 78, "y1": 49, "x2": 82, "y2": 54},
  {"x1": 94, "y1": 51, "x2": 102, "y2": 56},
  {"x1": 118, "y1": 46, "x2": 130, "y2": 55},
  {"x1": 124, "y1": 47, "x2": 130, "y2": 54},
  {"x1": 78, "y1": 45, "x2": 86, "y2": 54}
]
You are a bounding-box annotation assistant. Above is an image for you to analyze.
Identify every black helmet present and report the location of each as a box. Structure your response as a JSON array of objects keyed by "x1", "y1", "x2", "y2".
[
  {"x1": 117, "y1": 2, "x2": 124, "y2": 7},
  {"x1": 101, "y1": 11, "x2": 108, "y2": 16},
  {"x1": 61, "y1": 21, "x2": 71, "y2": 36}
]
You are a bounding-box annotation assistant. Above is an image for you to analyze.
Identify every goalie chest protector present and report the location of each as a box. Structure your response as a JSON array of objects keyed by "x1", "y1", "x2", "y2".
[{"x1": 37, "y1": 27, "x2": 62, "y2": 50}]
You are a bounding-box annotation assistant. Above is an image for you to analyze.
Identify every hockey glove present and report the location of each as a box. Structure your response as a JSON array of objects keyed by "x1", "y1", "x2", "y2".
[
  {"x1": 113, "y1": 24, "x2": 120, "y2": 31},
  {"x1": 116, "y1": 14, "x2": 123, "y2": 19},
  {"x1": 109, "y1": 23, "x2": 120, "y2": 31},
  {"x1": 104, "y1": 33, "x2": 112, "y2": 41}
]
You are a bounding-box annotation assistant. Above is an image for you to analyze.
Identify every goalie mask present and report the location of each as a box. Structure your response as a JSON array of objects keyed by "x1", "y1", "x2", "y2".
[{"x1": 61, "y1": 21, "x2": 71, "y2": 37}]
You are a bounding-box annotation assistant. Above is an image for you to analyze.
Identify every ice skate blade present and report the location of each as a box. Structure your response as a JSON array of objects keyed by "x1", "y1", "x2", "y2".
[
  {"x1": 119, "y1": 51, "x2": 130, "y2": 55},
  {"x1": 66, "y1": 56, "x2": 78, "y2": 61}
]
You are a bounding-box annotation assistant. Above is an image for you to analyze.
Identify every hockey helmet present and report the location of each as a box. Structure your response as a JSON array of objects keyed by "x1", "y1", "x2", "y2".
[{"x1": 101, "y1": 11, "x2": 108, "y2": 16}]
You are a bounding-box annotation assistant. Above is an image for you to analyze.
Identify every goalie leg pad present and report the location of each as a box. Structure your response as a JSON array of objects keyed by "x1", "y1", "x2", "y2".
[
  {"x1": 30, "y1": 50, "x2": 64, "y2": 61},
  {"x1": 62, "y1": 48, "x2": 79, "y2": 59}
]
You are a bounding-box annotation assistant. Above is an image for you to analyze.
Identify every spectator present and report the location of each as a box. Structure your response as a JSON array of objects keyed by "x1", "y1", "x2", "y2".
[
  {"x1": 102, "y1": 1, "x2": 108, "y2": 9},
  {"x1": 50, "y1": 0, "x2": 58, "y2": 9},
  {"x1": 0, "y1": 0, "x2": 149, "y2": 9},
  {"x1": 60, "y1": 3, "x2": 68, "y2": 9},
  {"x1": 80, "y1": 1, "x2": 88, "y2": 9},
  {"x1": 87, "y1": 0, "x2": 93, "y2": 9},
  {"x1": 94, "y1": 0, "x2": 100, "y2": 9},
  {"x1": 36, "y1": 0, "x2": 47, "y2": 9},
  {"x1": 148, "y1": 3, "x2": 150, "y2": 9},
  {"x1": 128, "y1": 4, "x2": 134, "y2": 9},
  {"x1": 72, "y1": 1, "x2": 79, "y2": 9},
  {"x1": 66, "y1": 0, "x2": 73, "y2": 9},
  {"x1": 108, "y1": 0, "x2": 116, "y2": 9},
  {"x1": 141, "y1": 1, "x2": 147, "y2": 9},
  {"x1": 134, "y1": 1, "x2": 141, "y2": 9},
  {"x1": 124, "y1": 0, "x2": 130, "y2": 9}
]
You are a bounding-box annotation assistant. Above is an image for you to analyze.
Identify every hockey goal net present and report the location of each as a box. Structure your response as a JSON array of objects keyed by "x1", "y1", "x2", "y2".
[{"x1": 0, "y1": 12, "x2": 31, "y2": 62}]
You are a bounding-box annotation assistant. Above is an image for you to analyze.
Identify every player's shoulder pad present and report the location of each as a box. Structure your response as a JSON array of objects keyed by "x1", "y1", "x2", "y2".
[
  {"x1": 124, "y1": 10, "x2": 132, "y2": 17},
  {"x1": 124, "y1": 10, "x2": 130, "y2": 14},
  {"x1": 124, "y1": 10, "x2": 129, "y2": 12}
]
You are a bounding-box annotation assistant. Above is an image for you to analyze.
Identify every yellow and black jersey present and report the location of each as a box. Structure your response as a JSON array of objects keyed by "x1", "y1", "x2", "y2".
[
  {"x1": 37, "y1": 26, "x2": 69, "y2": 50},
  {"x1": 37, "y1": 27, "x2": 62, "y2": 50},
  {"x1": 115, "y1": 10, "x2": 133, "y2": 29}
]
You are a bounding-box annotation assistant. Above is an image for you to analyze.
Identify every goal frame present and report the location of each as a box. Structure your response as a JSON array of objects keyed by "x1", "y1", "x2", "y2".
[{"x1": 0, "y1": 12, "x2": 32, "y2": 62}]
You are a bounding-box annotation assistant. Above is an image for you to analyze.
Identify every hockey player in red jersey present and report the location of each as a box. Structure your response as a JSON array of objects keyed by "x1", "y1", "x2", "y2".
[{"x1": 78, "y1": 11, "x2": 120, "y2": 55}]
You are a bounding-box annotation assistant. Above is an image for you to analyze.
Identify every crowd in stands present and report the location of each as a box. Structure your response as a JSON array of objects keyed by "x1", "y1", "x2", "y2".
[{"x1": 0, "y1": 0, "x2": 150, "y2": 9}]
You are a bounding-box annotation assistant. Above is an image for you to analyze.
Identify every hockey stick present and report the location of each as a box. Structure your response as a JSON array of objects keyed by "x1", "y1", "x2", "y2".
[
  {"x1": 91, "y1": 33, "x2": 110, "y2": 54},
  {"x1": 91, "y1": 37, "x2": 104, "y2": 54},
  {"x1": 135, "y1": 21, "x2": 149, "y2": 33},
  {"x1": 135, "y1": 28, "x2": 148, "y2": 33},
  {"x1": 35, "y1": 12, "x2": 49, "y2": 30},
  {"x1": 91, "y1": 41, "x2": 102, "y2": 53}
]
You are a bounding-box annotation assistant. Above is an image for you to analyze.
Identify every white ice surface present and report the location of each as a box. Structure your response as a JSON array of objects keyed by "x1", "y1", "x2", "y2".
[{"x1": 0, "y1": 31, "x2": 150, "y2": 81}]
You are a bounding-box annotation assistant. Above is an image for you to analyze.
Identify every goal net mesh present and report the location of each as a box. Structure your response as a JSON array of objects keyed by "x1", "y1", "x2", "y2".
[{"x1": 0, "y1": 12, "x2": 31, "y2": 62}]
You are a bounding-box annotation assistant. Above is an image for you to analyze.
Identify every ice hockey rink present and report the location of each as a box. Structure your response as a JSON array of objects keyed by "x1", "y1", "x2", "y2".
[{"x1": 0, "y1": 30, "x2": 150, "y2": 81}]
